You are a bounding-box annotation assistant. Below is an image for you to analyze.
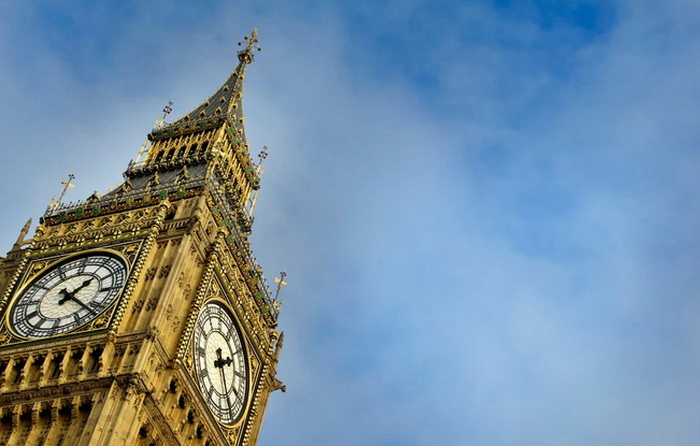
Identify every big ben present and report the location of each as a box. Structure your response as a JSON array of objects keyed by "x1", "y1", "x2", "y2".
[{"x1": 0, "y1": 29, "x2": 285, "y2": 446}]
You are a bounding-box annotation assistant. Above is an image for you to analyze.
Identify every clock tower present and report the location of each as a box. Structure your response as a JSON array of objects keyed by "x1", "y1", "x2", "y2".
[{"x1": 0, "y1": 30, "x2": 285, "y2": 446}]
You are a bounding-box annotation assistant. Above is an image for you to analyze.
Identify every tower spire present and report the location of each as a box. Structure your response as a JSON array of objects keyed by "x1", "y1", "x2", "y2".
[{"x1": 149, "y1": 29, "x2": 261, "y2": 142}]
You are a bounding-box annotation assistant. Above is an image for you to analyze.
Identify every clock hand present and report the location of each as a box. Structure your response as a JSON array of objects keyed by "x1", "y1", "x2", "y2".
[
  {"x1": 213, "y1": 348, "x2": 235, "y2": 411},
  {"x1": 70, "y1": 278, "x2": 93, "y2": 295},
  {"x1": 58, "y1": 288, "x2": 72, "y2": 305},
  {"x1": 214, "y1": 347, "x2": 222, "y2": 365},
  {"x1": 57, "y1": 278, "x2": 93, "y2": 305},
  {"x1": 57, "y1": 289, "x2": 96, "y2": 315},
  {"x1": 214, "y1": 348, "x2": 233, "y2": 368},
  {"x1": 67, "y1": 295, "x2": 96, "y2": 315},
  {"x1": 219, "y1": 366, "x2": 234, "y2": 412},
  {"x1": 68, "y1": 295, "x2": 96, "y2": 314}
]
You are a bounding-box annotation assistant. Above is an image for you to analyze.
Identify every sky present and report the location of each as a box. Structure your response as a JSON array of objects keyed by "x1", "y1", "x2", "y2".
[{"x1": 1, "y1": 1, "x2": 700, "y2": 445}]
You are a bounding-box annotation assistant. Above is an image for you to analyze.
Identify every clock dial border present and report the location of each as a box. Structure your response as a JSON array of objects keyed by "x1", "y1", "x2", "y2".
[
  {"x1": 193, "y1": 299, "x2": 250, "y2": 427},
  {"x1": 5, "y1": 249, "x2": 130, "y2": 340}
]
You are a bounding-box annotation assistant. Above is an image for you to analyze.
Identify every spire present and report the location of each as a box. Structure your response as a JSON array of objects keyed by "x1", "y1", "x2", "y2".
[
  {"x1": 149, "y1": 29, "x2": 261, "y2": 142},
  {"x1": 10, "y1": 218, "x2": 32, "y2": 252}
]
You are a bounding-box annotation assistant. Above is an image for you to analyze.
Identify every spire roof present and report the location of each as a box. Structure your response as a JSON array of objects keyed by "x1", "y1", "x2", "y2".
[{"x1": 148, "y1": 30, "x2": 261, "y2": 142}]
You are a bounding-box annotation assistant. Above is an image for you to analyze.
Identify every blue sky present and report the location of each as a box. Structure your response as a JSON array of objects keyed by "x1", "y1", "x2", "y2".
[{"x1": 2, "y1": 1, "x2": 700, "y2": 445}]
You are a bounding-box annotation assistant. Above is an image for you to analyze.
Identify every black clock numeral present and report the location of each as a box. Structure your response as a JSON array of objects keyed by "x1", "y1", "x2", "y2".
[
  {"x1": 77, "y1": 257, "x2": 88, "y2": 274},
  {"x1": 35, "y1": 319, "x2": 49, "y2": 329},
  {"x1": 44, "y1": 269, "x2": 58, "y2": 282}
]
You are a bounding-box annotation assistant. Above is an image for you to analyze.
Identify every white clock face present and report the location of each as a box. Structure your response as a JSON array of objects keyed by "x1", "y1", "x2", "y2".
[
  {"x1": 194, "y1": 301, "x2": 248, "y2": 425},
  {"x1": 9, "y1": 253, "x2": 127, "y2": 338}
]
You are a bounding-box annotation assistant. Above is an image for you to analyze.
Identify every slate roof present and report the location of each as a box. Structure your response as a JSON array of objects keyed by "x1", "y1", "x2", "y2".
[{"x1": 148, "y1": 43, "x2": 257, "y2": 142}]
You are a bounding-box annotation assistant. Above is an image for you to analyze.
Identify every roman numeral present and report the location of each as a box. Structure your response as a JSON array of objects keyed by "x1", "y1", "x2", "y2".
[{"x1": 77, "y1": 258, "x2": 88, "y2": 273}]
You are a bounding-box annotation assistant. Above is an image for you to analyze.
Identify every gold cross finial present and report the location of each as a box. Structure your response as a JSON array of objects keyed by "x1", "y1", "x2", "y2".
[
  {"x1": 46, "y1": 173, "x2": 76, "y2": 214},
  {"x1": 274, "y1": 271, "x2": 287, "y2": 300},
  {"x1": 237, "y1": 29, "x2": 261, "y2": 63}
]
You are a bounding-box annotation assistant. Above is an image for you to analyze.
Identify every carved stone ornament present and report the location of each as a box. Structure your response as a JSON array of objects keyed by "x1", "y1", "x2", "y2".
[{"x1": 0, "y1": 327, "x2": 14, "y2": 346}]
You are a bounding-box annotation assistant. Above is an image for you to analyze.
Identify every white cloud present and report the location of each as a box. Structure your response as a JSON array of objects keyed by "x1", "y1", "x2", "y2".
[{"x1": 2, "y1": 2, "x2": 700, "y2": 445}]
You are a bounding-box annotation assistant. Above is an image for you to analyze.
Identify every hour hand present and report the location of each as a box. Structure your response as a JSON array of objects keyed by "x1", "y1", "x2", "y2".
[
  {"x1": 213, "y1": 348, "x2": 233, "y2": 368},
  {"x1": 71, "y1": 278, "x2": 93, "y2": 295},
  {"x1": 57, "y1": 288, "x2": 73, "y2": 305}
]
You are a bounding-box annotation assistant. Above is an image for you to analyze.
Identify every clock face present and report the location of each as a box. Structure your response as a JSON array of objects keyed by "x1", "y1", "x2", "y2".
[
  {"x1": 194, "y1": 301, "x2": 248, "y2": 425},
  {"x1": 9, "y1": 253, "x2": 127, "y2": 338}
]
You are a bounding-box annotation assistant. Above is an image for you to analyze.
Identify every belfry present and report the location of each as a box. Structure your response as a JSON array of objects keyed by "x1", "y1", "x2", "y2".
[{"x1": 0, "y1": 29, "x2": 284, "y2": 445}]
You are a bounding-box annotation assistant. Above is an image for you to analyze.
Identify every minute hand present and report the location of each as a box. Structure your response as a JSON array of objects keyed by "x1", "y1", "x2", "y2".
[
  {"x1": 219, "y1": 367, "x2": 234, "y2": 413},
  {"x1": 65, "y1": 294, "x2": 96, "y2": 315}
]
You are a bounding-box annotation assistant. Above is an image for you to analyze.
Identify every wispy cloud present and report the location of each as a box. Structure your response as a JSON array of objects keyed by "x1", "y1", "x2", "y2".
[{"x1": 1, "y1": 1, "x2": 699, "y2": 445}]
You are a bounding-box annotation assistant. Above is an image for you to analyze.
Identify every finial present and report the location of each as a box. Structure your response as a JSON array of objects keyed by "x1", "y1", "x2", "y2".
[
  {"x1": 254, "y1": 145, "x2": 268, "y2": 178},
  {"x1": 11, "y1": 218, "x2": 32, "y2": 251},
  {"x1": 135, "y1": 101, "x2": 174, "y2": 164},
  {"x1": 47, "y1": 174, "x2": 76, "y2": 214},
  {"x1": 237, "y1": 29, "x2": 262, "y2": 64},
  {"x1": 258, "y1": 145, "x2": 268, "y2": 165},
  {"x1": 274, "y1": 271, "x2": 287, "y2": 300},
  {"x1": 154, "y1": 100, "x2": 174, "y2": 129},
  {"x1": 162, "y1": 100, "x2": 173, "y2": 118}
]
